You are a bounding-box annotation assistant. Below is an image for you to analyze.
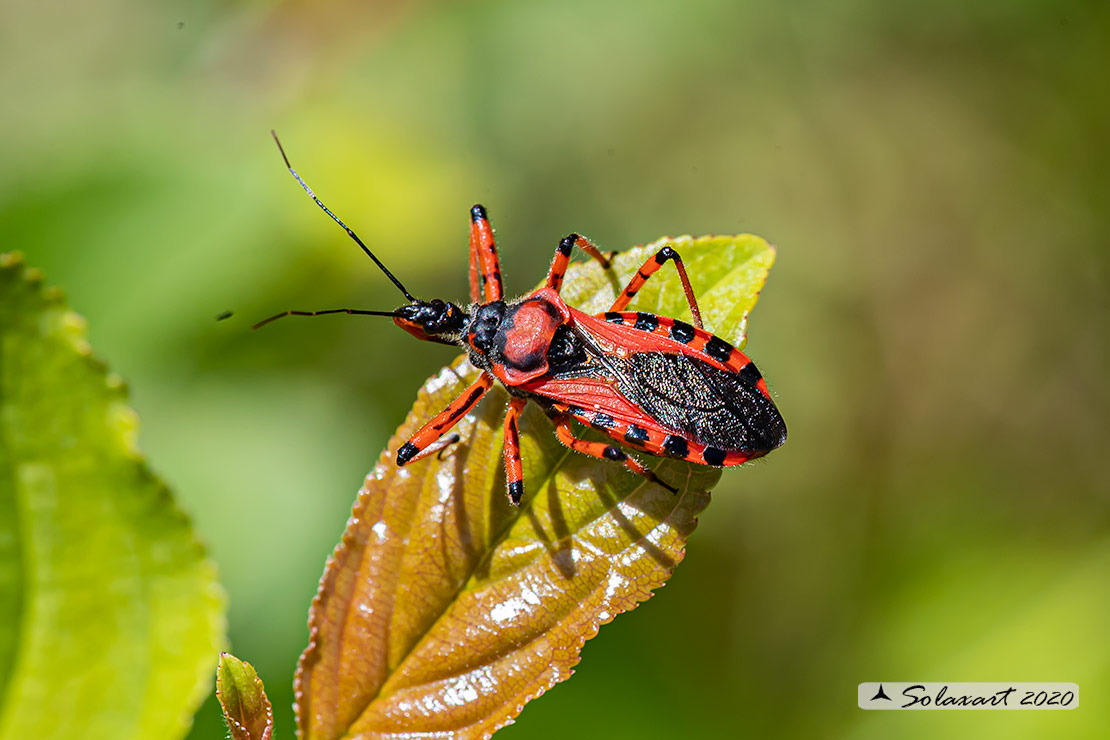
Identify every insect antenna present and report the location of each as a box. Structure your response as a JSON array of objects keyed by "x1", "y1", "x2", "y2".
[
  {"x1": 252, "y1": 307, "x2": 399, "y2": 331},
  {"x1": 270, "y1": 130, "x2": 415, "y2": 302}
]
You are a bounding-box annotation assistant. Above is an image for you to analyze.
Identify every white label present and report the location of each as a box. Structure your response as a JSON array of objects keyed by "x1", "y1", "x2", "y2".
[{"x1": 858, "y1": 683, "x2": 1078, "y2": 710}]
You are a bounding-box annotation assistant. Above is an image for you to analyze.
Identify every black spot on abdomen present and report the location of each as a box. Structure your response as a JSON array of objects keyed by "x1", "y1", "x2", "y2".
[
  {"x1": 634, "y1": 312, "x2": 659, "y2": 332},
  {"x1": 663, "y1": 434, "x2": 689, "y2": 457},
  {"x1": 669, "y1": 320, "x2": 695, "y2": 343},
  {"x1": 705, "y1": 336, "x2": 734, "y2": 363}
]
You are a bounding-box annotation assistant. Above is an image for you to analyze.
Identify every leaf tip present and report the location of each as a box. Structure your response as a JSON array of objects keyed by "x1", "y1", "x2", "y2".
[{"x1": 216, "y1": 652, "x2": 274, "y2": 740}]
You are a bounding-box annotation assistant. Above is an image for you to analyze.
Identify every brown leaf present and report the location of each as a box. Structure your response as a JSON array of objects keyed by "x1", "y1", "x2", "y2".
[{"x1": 295, "y1": 235, "x2": 777, "y2": 739}]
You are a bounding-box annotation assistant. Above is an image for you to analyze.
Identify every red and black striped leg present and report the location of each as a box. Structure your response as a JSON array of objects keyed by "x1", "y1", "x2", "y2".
[
  {"x1": 551, "y1": 414, "x2": 678, "y2": 493},
  {"x1": 608, "y1": 246, "x2": 704, "y2": 328},
  {"x1": 468, "y1": 204, "x2": 503, "y2": 303},
  {"x1": 545, "y1": 233, "x2": 614, "y2": 294},
  {"x1": 502, "y1": 397, "x2": 528, "y2": 505},
  {"x1": 397, "y1": 373, "x2": 494, "y2": 465},
  {"x1": 404, "y1": 433, "x2": 463, "y2": 464}
]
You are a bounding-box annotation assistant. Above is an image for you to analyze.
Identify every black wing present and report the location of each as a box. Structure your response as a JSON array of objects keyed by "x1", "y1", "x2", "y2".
[
  {"x1": 615, "y1": 351, "x2": 786, "y2": 453},
  {"x1": 546, "y1": 325, "x2": 787, "y2": 454}
]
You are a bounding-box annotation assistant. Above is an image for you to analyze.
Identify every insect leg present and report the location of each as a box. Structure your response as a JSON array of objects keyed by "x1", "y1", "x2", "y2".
[
  {"x1": 502, "y1": 398, "x2": 528, "y2": 505},
  {"x1": 468, "y1": 204, "x2": 503, "y2": 303},
  {"x1": 402, "y1": 433, "x2": 463, "y2": 464},
  {"x1": 607, "y1": 246, "x2": 704, "y2": 328},
  {"x1": 550, "y1": 414, "x2": 678, "y2": 493},
  {"x1": 545, "y1": 233, "x2": 613, "y2": 293},
  {"x1": 397, "y1": 373, "x2": 494, "y2": 465}
]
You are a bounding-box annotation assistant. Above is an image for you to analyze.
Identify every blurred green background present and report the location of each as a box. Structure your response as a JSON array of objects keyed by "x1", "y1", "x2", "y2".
[{"x1": 3, "y1": 0, "x2": 1107, "y2": 737}]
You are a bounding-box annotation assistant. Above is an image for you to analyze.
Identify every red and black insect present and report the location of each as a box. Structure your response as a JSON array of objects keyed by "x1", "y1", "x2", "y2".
[{"x1": 257, "y1": 132, "x2": 787, "y2": 504}]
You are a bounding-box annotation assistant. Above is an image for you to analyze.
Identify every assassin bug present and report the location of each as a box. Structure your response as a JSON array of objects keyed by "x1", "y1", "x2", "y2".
[{"x1": 257, "y1": 132, "x2": 787, "y2": 505}]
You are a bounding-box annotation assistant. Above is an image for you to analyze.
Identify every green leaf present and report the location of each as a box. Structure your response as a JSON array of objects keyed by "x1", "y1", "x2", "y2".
[
  {"x1": 0, "y1": 253, "x2": 226, "y2": 740},
  {"x1": 217, "y1": 653, "x2": 274, "y2": 740},
  {"x1": 295, "y1": 235, "x2": 777, "y2": 739}
]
